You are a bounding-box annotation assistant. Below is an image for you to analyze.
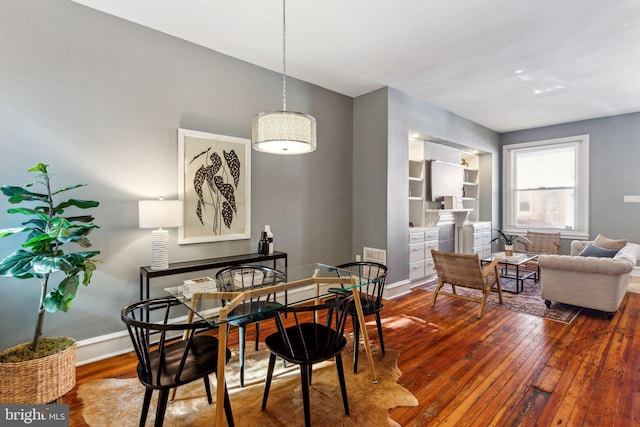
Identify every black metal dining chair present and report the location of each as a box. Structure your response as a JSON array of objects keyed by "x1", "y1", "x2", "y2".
[
  {"x1": 333, "y1": 261, "x2": 388, "y2": 373},
  {"x1": 121, "y1": 297, "x2": 234, "y2": 427},
  {"x1": 215, "y1": 265, "x2": 284, "y2": 387},
  {"x1": 261, "y1": 293, "x2": 354, "y2": 427}
]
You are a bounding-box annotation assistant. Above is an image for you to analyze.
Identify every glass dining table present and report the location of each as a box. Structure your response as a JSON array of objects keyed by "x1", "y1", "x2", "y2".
[{"x1": 165, "y1": 263, "x2": 379, "y2": 426}]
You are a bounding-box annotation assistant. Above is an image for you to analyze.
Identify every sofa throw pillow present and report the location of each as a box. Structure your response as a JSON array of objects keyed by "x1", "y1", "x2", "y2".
[
  {"x1": 593, "y1": 234, "x2": 627, "y2": 251},
  {"x1": 579, "y1": 243, "x2": 619, "y2": 258}
]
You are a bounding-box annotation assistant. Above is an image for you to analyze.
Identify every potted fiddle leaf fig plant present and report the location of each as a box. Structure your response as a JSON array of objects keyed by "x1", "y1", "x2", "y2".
[
  {"x1": 491, "y1": 230, "x2": 530, "y2": 256},
  {"x1": 0, "y1": 163, "x2": 100, "y2": 403}
]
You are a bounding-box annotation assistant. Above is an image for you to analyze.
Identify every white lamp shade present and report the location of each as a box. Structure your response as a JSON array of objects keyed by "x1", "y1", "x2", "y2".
[
  {"x1": 138, "y1": 200, "x2": 183, "y2": 229},
  {"x1": 252, "y1": 111, "x2": 317, "y2": 154}
]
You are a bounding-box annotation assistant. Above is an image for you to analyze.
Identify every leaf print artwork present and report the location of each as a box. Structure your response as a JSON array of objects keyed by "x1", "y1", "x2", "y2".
[
  {"x1": 190, "y1": 148, "x2": 242, "y2": 235},
  {"x1": 179, "y1": 129, "x2": 250, "y2": 244}
]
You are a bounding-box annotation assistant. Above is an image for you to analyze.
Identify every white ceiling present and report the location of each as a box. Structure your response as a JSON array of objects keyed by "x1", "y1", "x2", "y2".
[{"x1": 72, "y1": 0, "x2": 640, "y2": 133}]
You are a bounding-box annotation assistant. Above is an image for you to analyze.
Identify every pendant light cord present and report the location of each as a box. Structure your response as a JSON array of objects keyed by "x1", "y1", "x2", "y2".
[{"x1": 282, "y1": 0, "x2": 287, "y2": 112}]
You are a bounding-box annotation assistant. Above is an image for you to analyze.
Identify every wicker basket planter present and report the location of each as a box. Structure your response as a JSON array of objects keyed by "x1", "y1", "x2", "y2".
[{"x1": 0, "y1": 339, "x2": 76, "y2": 404}]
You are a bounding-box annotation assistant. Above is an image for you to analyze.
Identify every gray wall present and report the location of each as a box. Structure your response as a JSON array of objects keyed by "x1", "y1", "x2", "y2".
[
  {"x1": 501, "y1": 112, "x2": 640, "y2": 252},
  {"x1": 387, "y1": 88, "x2": 501, "y2": 284},
  {"x1": 352, "y1": 88, "x2": 500, "y2": 285},
  {"x1": 352, "y1": 89, "x2": 388, "y2": 260},
  {"x1": 0, "y1": 0, "x2": 353, "y2": 350}
]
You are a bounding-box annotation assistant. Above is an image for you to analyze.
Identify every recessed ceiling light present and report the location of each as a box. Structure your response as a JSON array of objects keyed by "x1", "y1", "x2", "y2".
[{"x1": 533, "y1": 85, "x2": 564, "y2": 95}]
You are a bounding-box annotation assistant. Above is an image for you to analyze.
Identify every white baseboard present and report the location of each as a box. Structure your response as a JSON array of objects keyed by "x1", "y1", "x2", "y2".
[
  {"x1": 633, "y1": 266, "x2": 640, "y2": 277},
  {"x1": 76, "y1": 330, "x2": 132, "y2": 366},
  {"x1": 384, "y1": 276, "x2": 436, "y2": 300},
  {"x1": 384, "y1": 279, "x2": 412, "y2": 299}
]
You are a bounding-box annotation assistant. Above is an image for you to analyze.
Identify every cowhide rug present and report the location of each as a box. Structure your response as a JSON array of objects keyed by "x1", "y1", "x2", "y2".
[{"x1": 78, "y1": 337, "x2": 417, "y2": 426}]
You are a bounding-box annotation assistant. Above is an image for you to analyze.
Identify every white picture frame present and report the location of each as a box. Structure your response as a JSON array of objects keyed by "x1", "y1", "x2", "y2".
[{"x1": 178, "y1": 128, "x2": 251, "y2": 244}]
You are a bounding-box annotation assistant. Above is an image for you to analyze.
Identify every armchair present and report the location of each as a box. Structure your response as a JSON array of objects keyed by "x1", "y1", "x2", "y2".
[
  {"x1": 431, "y1": 250, "x2": 503, "y2": 318},
  {"x1": 515, "y1": 231, "x2": 561, "y2": 281},
  {"x1": 515, "y1": 231, "x2": 560, "y2": 254}
]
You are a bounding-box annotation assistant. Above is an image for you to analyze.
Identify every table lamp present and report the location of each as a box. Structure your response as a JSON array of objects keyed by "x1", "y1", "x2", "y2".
[{"x1": 138, "y1": 198, "x2": 183, "y2": 270}]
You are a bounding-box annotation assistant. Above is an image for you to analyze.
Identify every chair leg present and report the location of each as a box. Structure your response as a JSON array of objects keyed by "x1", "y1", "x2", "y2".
[
  {"x1": 495, "y1": 277, "x2": 503, "y2": 304},
  {"x1": 375, "y1": 312, "x2": 385, "y2": 354},
  {"x1": 140, "y1": 388, "x2": 153, "y2": 427},
  {"x1": 261, "y1": 353, "x2": 277, "y2": 411},
  {"x1": 325, "y1": 305, "x2": 335, "y2": 328},
  {"x1": 223, "y1": 382, "x2": 235, "y2": 427},
  {"x1": 431, "y1": 282, "x2": 442, "y2": 306},
  {"x1": 238, "y1": 325, "x2": 246, "y2": 387},
  {"x1": 351, "y1": 314, "x2": 360, "y2": 374},
  {"x1": 300, "y1": 364, "x2": 312, "y2": 427},
  {"x1": 478, "y1": 290, "x2": 490, "y2": 319},
  {"x1": 254, "y1": 322, "x2": 261, "y2": 351},
  {"x1": 154, "y1": 389, "x2": 170, "y2": 427},
  {"x1": 335, "y1": 354, "x2": 350, "y2": 416},
  {"x1": 204, "y1": 375, "x2": 212, "y2": 404}
]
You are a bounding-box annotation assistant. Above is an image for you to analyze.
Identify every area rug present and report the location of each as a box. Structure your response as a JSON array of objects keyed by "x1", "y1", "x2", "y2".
[
  {"x1": 421, "y1": 277, "x2": 582, "y2": 324},
  {"x1": 77, "y1": 338, "x2": 417, "y2": 426}
]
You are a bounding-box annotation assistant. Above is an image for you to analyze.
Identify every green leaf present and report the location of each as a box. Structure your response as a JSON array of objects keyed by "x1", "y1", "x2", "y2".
[
  {"x1": 21, "y1": 218, "x2": 47, "y2": 229},
  {"x1": 0, "y1": 249, "x2": 38, "y2": 278},
  {"x1": 69, "y1": 236, "x2": 90, "y2": 248},
  {"x1": 32, "y1": 254, "x2": 73, "y2": 274},
  {"x1": 64, "y1": 215, "x2": 95, "y2": 224},
  {"x1": 57, "y1": 224, "x2": 99, "y2": 244},
  {"x1": 0, "y1": 227, "x2": 32, "y2": 238},
  {"x1": 53, "y1": 199, "x2": 99, "y2": 215},
  {"x1": 7, "y1": 207, "x2": 49, "y2": 220},
  {"x1": 52, "y1": 184, "x2": 86, "y2": 195},
  {"x1": 43, "y1": 275, "x2": 79, "y2": 313},
  {"x1": 67, "y1": 251, "x2": 100, "y2": 262},
  {"x1": 0, "y1": 186, "x2": 48, "y2": 204},
  {"x1": 28, "y1": 163, "x2": 49, "y2": 173},
  {"x1": 48, "y1": 217, "x2": 71, "y2": 240},
  {"x1": 22, "y1": 233, "x2": 54, "y2": 250},
  {"x1": 78, "y1": 259, "x2": 98, "y2": 285}
]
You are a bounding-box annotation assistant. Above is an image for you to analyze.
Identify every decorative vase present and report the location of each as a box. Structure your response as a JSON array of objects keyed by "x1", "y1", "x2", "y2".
[
  {"x1": 505, "y1": 244, "x2": 514, "y2": 257},
  {"x1": 258, "y1": 231, "x2": 269, "y2": 255},
  {"x1": 0, "y1": 339, "x2": 76, "y2": 404}
]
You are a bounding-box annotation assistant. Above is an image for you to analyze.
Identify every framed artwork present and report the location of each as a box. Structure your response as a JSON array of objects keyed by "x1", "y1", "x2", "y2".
[{"x1": 178, "y1": 128, "x2": 251, "y2": 244}]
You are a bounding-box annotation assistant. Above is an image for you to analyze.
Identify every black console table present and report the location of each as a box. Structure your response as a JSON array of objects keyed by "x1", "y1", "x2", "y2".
[{"x1": 139, "y1": 251, "x2": 288, "y2": 300}]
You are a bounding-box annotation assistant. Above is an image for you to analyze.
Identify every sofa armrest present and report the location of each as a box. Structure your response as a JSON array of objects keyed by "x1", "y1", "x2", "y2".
[
  {"x1": 615, "y1": 243, "x2": 640, "y2": 265},
  {"x1": 539, "y1": 243, "x2": 640, "y2": 275},
  {"x1": 570, "y1": 240, "x2": 591, "y2": 256}
]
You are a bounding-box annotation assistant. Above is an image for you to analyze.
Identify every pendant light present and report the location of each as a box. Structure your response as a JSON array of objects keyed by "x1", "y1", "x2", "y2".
[{"x1": 252, "y1": 0, "x2": 317, "y2": 154}]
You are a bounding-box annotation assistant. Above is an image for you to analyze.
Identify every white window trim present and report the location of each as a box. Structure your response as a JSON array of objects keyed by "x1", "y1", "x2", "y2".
[{"x1": 502, "y1": 134, "x2": 589, "y2": 240}]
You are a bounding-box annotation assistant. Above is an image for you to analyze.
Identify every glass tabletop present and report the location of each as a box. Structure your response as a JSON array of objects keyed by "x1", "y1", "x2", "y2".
[
  {"x1": 482, "y1": 252, "x2": 538, "y2": 265},
  {"x1": 165, "y1": 263, "x2": 367, "y2": 326}
]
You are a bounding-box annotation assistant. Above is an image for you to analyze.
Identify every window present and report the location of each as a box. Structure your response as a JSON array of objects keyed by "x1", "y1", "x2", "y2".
[{"x1": 503, "y1": 135, "x2": 589, "y2": 239}]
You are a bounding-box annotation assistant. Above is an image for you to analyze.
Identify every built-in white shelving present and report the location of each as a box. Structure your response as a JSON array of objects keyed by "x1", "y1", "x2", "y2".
[{"x1": 461, "y1": 153, "x2": 480, "y2": 222}]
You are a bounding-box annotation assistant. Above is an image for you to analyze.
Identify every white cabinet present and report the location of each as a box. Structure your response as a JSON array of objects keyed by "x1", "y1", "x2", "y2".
[
  {"x1": 462, "y1": 221, "x2": 492, "y2": 258},
  {"x1": 423, "y1": 228, "x2": 438, "y2": 277},
  {"x1": 408, "y1": 229, "x2": 424, "y2": 281},
  {"x1": 409, "y1": 227, "x2": 439, "y2": 281}
]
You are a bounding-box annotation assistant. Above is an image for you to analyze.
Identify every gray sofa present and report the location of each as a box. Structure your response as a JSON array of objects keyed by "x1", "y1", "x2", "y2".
[{"x1": 537, "y1": 240, "x2": 640, "y2": 318}]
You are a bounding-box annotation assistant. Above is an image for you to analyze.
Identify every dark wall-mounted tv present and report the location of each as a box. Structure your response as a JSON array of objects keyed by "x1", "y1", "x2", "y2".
[{"x1": 426, "y1": 160, "x2": 464, "y2": 202}]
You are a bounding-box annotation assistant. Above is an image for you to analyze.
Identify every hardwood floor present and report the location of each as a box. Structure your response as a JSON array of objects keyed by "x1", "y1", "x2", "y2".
[{"x1": 67, "y1": 285, "x2": 640, "y2": 426}]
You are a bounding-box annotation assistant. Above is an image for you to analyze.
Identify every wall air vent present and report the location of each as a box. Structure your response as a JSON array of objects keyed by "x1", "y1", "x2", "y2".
[{"x1": 363, "y1": 247, "x2": 386, "y2": 264}]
